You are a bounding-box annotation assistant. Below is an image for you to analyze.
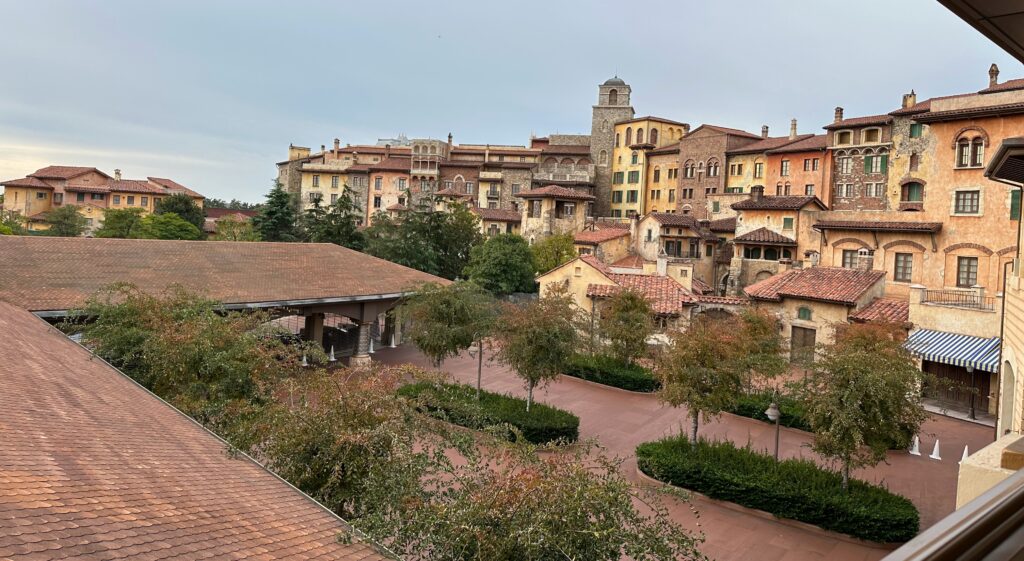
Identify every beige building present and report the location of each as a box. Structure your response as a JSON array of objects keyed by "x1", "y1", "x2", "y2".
[
  {"x1": 610, "y1": 116, "x2": 688, "y2": 218},
  {"x1": 516, "y1": 185, "x2": 594, "y2": 243}
]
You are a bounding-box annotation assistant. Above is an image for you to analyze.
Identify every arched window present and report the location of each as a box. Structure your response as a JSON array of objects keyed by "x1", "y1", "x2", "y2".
[
  {"x1": 599, "y1": 150, "x2": 608, "y2": 166},
  {"x1": 615, "y1": 133, "x2": 620, "y2": 147},
  {"x1": 429, "y1": 145, "x2": 436, "y2": 154},
  {"x1": 955, "y1": 129, "x2": 988, "y2": 168},
  {"x1": 559, "y1": 158, "x2": 574, "y2": 171},
  {"x1": 775, "y1": 182, "x2": 783, "y2": 195},
  {"x1": 631, "y1": 151, "x2": 638, "y2": 165},
  {"x1": 797, "y1": 306, "x2": 812, "y2": 320},
  {"x1": 636, "y1": 128, "x2": 645, "y2": 144},
  {"x1": 972, "y1": 138, "x2": 985, "y2": 166},
  {"x1": 543, "y1": 157, "x2": 558, "y2": 170},
  {"x1": 901, "y1": 181, "x2": 924, "y2": 203},
  {"x1": 764, "y1": 247, "x2": 779, "y2": 260},
  {"x1": 650, "y1": 128, "x2": 659, "y2": 145},
  {"x1": 706, "y1": 159, "x2": 719, "y2": 177},
  {"x1": 625, "y1": 127, "x2": 633, "y2": 146},
  {"x1": 863, "y1": 128, "x2": 881, "y2": 143},
  {"x1": 414, "y1": 145, "x2": 421, "y2": 154},
  {"x1": 835, "y1": 131, "x2": 853, "y2": 145},
  {"x1": 608, "y1": 89, "x2": 618, "y2": 105},
  {"x1": 783, "y1": 182, "x2": 791, "y2": 195}
]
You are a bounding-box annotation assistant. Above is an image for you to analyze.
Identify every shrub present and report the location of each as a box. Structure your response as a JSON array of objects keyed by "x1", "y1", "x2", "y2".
[
  {"x1": 636, "y1": 436, "x2": 919, "y2": 543},
  {"x1": 563, "y1": 354, "x2": 660, "y2": 392},
  {"x1": 398, "y1": 381, "x2": 579, "y2": 444}
]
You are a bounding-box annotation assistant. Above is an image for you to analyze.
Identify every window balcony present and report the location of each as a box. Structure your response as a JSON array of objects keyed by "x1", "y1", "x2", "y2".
[
  {"x1": 479, "y1": 170, "x2": 503, "y2": 181},
  {"x1": 923, "y1": 289, "x2": 995, "y2": 311}
]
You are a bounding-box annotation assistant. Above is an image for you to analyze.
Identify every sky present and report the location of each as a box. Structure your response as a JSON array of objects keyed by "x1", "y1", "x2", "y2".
[{"x1": 0, "y1": 0, "x2": 1020, "y2": 204}]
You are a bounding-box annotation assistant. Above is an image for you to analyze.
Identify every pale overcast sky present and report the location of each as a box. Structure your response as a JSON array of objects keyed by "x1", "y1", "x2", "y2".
[{"x1": 0, "y1": 0, "x2": 1019, "y2": 203}]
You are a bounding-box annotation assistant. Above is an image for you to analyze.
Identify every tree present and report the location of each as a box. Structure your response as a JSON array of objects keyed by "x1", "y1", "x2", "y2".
[
  {"x1": 0, "y1": 210, "x2": 25, "y2": 235},
  {"x1": 211, "y1": 215, "x2": 260, "y2": 241},
  {"x1": 44, "y1": 205, "x2": 88, "y2": 237},
  {"x1": 430, "y1": 203, "x2": 483, "y2": 280},
  {"x1": 94, "y1": 207, "x2": 146, "y2": 238},
  {"x1": 301, "y1": 189, "x2": 365, "y2": 250},
  {"x1": 363, "y1": 203, "x2": 481, "y2": 279},
  {"x1": 364, "y1": 211, "x2": 440, "y2": 273},
  {"x1": 463, "y1": 234, "x2": 536, "y2": 295},
  {"x1": 155, "y1": 193, "x2": 206, "y2": 232},
  {"x1": 657, "y1": 315, "x2": 745, "y2": 441},
  {"x1": 206, "y1": 197, "x2": 259, "y2": 210},
  {"x1": 253, "y1": 181, "x2": 301, "y2": 242},
  {"x1": 736, "y1": 308, "x2": 788, "y2": 391},
  {"x1": 599, "y1": 289, "x2": 653, "y2": 365},
  {"x1": 530, "y1": 232, "x2": 576, "y2": 274},
  {"x1": 134, "y1": 212, "x2": 203, "y2": 240},
  {"x1": 494, "y1": 288, "x2": 579, "y2": 410},
  {"x1": 400, "y1": 281, "x2": 496, "y2": 398},
  {"x1": 802, "y1": 322, "x2": 927, "y2": 489}
]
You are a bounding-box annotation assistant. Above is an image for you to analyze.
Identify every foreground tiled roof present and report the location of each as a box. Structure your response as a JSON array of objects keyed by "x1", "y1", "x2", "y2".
[
  {"x1": 849, "y1": 297, "x2": 911, "y2": 324},
  {"x1": 574, "y1": 226, "x2": 631, "y2": 245},
  {"x1": 650, "y1": 212, "x2": 700, "y2": 227},
  {"x1": 587, "y1": 273, "x2": 695, "y2": 315},
  {"x1": 744, "y1": 267, "x2": 884, "y2": 305},
  {"x1": 610, "y1": 254, "x2": 646, "y2": 269},
  {"x1": 29, "y1": 166, "x2": 109, "y2": 179},
  {"x1": 472, "y1": 207, "x2": 521, "y2": 222},
  {"x1": 813, "y1": 220, "x2": 942, "y2": 233},
  {"x1": 733, "y1": 227, "x2": 796, "y2": 245},
  {"x1": 514, "y1": 185, "x2": 595, "y2": 200},
  {"x1": 731, "y1": 195, "x2": 826, "y2": 211},
  {"x1": 0, "y1": 237, "x2": 444, "y2": 313},
  {"x1": 0, "y1": 300, "x2": 390, "y2": 561},
  {"x1": 727, "y1": 135, "x2": 813, "y2": 155},
  {"x1": 823, "y1": 114, "x2": 892, "y2": 130},
  {"x1": 1, "y1": 176, "x2": 52, "y2": 189},
  {"x1": 708, "y1": 216, "x2": 736, "y2": 233},
  {"x1": 580, "y1": 254, "x2": 611, "y2": 275},
  {"x1": 690, "y1": 277, "x2": 713, "y2": 294}
]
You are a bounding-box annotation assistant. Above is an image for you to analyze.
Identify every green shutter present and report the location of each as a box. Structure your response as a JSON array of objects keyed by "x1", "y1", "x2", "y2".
[
  {"x1": 880, "y1": 155, "x2": 888, "y2": 173},
  {"x1": 1012, "y1": 190, "x2": 1021, "y2": 220},
  {"x1": 864, "y1": 155, "x2": 872, "y2": 173},
  {"x1": 712, "y1": 201, "x2": 720, "y2": 212},
  {"x1": 910, "y1": 123, "x2": 922, "y2": 138}
]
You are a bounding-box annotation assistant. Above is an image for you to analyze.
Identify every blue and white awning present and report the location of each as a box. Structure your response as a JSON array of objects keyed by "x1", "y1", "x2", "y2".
[{"x1": 904, "y1": 329, "x2": 1001, "y2": 373}]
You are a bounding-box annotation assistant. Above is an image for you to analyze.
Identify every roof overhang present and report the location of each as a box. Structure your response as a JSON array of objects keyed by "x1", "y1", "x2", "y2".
[
  {"x1": 986, "y1": 136, "x2": 1024, "y2": 184},
  {"x1": 938, "y1": 0, "x2": 1024, "y2": 64}
]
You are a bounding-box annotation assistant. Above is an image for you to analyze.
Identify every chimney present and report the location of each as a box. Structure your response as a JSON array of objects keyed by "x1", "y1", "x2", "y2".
[
  {"x1": 761, "y1": 125, "x2": 769, "y2": 139},
  {"x1": 789, "y1": 118, "x2": 798, "y2": 140},
  {"x1": 333, "y1": 138, "x2": 340, "y2": 154},
  {"x1": 834, "y1": 107, "x2": 844, "y2": 123},
  {"x1": 321, "y1": 144, "x2": 326, "y2": 153},
  {"x1": 656, "y1": 253, "x2": 667, "y2": 276},
  {"x1": 385, "y1": 144, "x2": 391, "y2": 159},
  {"x1": 857, "y1": 249, "x2": 875, "y2": 271},
  {"x1": 902, "y1": 90, "x2": 917, "y2": 109},
  {"x1": 681, "y1": 124, "x2": 691, "y2": 135},
  {"x1": 447, "y1": 132, "x2": 453, "y2": 149},
  {"x1": 990, "y1": 63, "x2": 1000, "y2": 88},
  {"x1": 751, "y1": 185, "x2": 764, "y2": 201},
  {"x1": 114, "y1": 169, "x2": 121, "y2": 181}
]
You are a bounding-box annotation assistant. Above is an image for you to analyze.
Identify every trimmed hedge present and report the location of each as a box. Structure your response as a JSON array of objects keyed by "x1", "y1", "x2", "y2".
[
  {"x1": 562, "y1": 354, "x2": 660, "y2": 392},
  {"x1": 636, "y1": 436, "x2": 919, "y2": 543},
  {"x1": 729, "y1": 392, "x2": 811, "y2": 431},
  {"x1": 398, "y1": 382, "x2": 579, "y2": 444}
]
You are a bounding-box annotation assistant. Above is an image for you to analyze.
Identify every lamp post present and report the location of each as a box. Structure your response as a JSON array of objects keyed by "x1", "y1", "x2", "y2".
[
  {"x1": 967, "y1": 366, "x2": 977, "y2": 420},
  {"x1": 765, "y1": 401, "x2": 781, "y2": 460}
]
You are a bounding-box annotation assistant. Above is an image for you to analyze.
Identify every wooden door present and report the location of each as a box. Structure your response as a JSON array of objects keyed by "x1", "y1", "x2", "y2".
[{"x1": 791, "y1": 326, "x2": 816, "y2": 363}]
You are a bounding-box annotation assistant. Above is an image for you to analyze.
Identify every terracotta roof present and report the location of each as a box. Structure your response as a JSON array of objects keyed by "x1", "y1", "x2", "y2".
[
  {"x1": 29, "y1": 166, "x2": 109, "y2": 180},
  {"x1": 0, "y1": 237, "x2": 444, "y2": 314},
  {"x1": 434, "y1": 187, "x2": 474, "y2": 197},
  {"x1": 690, "y1": 277, "x2": 713, "y2": 294},
  {"x1": 690, "y1": 124, "x2": 762, "y2": 139},
  {"x1": 849, "y1": 297, "x2": 911, "y2": 324},
  {"x1": 367, "y1": 156, "x2": 411, "y2": 173},
  {"x1": 708, "y1": 216, "x2": 736, "y2": 233},
  {"x1": 64, "y1": 184, "x2": 110, "y2": 194},
  {"x1": 889, "y1": 93, "x2": 974, "y2": 116},
  {"x1": 1, "y1": 176, "x2": 52, "y2": 189},
  {"x1": 731, "y1": 195, "x2": 826, "y2": 211},
  {"x1": 338, "y1": 145, "x2": 411, "y2": 156},
  {"x1": 733, "y1": 227, "x2": 797, "y2": 245},
  {"x1": 0, "y1": 301, "x2": 390, "y2": 561},
  {"x1": 386, "y1": 203, "x2": 408, "y2": 211},
  {"x1": 823, "y1": 114, "x2": 892, "y2": 130},
  {"x1": 514, "y1": 185, "x2": 595, "y2": 200},
  {"x1": 540, "y1": 145, "x2": 592, "y2": 155},
  {"x1": 610, "y1": 254, "x2": 646, "y2": 269},
  {"x1": 104, "y1": 179, "x2": 163, "y2": 194},
  {"x1": 647, "y1": 144, "x2": 680, "y2": 156},
  {"x1": 148, "y1": 177, "x2": 204, "y2": 198},
  {"x1": 580, "y1": 254, "x2": 611, "y2": 274},
  {"x1": 744, "y1": 267, "x2": 884, "y2": 305},
  {"x1": 912, "y1": 101, "x2": 1024, "y2": 123},
  {"x1": 574, "y1": 226, "x2": 631, "y2": 245},
  {"x1": 616, "y1": 115, "x2": 689, "y2": 127},
  {"x1": 765, "y1": 134, "x2": 828, "y2": 154},
  {"x1": 649, "y1": 212, "x2": 700, "y2": 227},
  {"x1": 813, "y1": 220, "x2": 942, "y2": 233},
  {"x1": 205, "y1": 207, "x2": 258, "y2": 219},
  {"x1": 979, "y1": 78, "x2": 1024, "y2": 94},
  {"x1": 696, "y1": 294, "x2": 747, "y2": 305},
  {"x1": 472, "y1": 207, "x2": 521, "y2": 222},
  {"x1": 727, "y1": 135, "x2": 813, "y2": 155},
  {"x1": 587, "y1": 273, "x2": 696, "y2": 315}
]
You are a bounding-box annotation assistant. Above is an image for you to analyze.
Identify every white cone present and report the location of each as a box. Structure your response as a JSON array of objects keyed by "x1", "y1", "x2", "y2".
[
  {"x1": 929, "y1": 439, "x2": 941, "y2": 461},
  {"x1": 390, "y1": 333, "x2": 396, "y2": 348},
  {"x1": 301, "y1": 353, "x2": 308, "y2": 367},
  {"x1": 369, "y1": 338, "x2": 375, "y2": 354},
  {"x1": 329, "y1": 346, "x2": 337, "y2": 362},
  {"x1": 961, "y1": 445, "x2": 969, "y2": 463},
  {"x1": 909, "y1": 435, "x2": 921, "y2": 456}
]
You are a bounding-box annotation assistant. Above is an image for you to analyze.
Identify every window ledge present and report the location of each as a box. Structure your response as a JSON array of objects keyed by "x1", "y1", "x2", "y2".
[{"x1": 954, "y1": 165, "x2": 985, "y2": 170}]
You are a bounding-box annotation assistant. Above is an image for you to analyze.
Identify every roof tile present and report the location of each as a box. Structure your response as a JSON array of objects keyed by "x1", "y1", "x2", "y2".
[
  {"x1": 849, "y1": 297, "x2": 911, "y2": 324},
  {"x1": 744, "y1": 267, "x2": 884, "y2": 305},
  {"x1": 515, "y1": 185, "x2": 595, "y2": 200},
  {"x1": 733, "y1": 227, "x2": 796, "y2": 245}
]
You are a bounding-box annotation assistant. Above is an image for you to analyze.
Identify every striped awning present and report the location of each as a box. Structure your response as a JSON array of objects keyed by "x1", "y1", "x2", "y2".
[{"x1": 904, "y1": 329, "x2": 1001, "y2": 373}]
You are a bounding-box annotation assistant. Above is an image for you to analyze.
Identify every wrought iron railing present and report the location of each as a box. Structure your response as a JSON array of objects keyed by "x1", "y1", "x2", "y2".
[{"x1": 923, "y1": 290, "x2": 995, "y2": 310}]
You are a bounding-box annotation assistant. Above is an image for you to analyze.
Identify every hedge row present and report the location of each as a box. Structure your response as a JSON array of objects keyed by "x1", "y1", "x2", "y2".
[
  {"x1": 636, "y1": 436, "x2": 919, "y2": 543},
  {"x1": 729, "y1": 392, "x2": 811, "y2": 431},
  {"x1": 562, "y1": 354, "x2": 660, "y2": 392},
  {"x1": 397, "y1": 381, "x2": 579, "y2": 444}
]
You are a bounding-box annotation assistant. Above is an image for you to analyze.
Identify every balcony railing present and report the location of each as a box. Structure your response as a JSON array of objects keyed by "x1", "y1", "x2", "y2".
[{"x1": 922, "y1": 290, "x2": 995, "y2": 311}]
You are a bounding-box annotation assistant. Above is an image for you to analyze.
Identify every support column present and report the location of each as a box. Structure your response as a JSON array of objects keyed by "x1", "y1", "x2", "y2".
[
  {"x1": 303, "y1": 313, "x2": 325, "y2": 350},
  {"x1": 383, "y1": 312, "x2": 397, "y2": 348},
  {"x1": 349, "y1": 321, "x2": 372, "y2": 366}
]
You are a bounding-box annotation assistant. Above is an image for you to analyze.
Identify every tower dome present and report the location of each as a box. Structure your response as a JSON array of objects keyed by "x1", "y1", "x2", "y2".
[{"x1": 602, "y1": 76, "x2": 626, "y2": 86}]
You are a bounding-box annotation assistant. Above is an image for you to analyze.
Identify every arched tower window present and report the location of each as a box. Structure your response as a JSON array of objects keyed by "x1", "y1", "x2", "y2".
[
  {"x1": 608, "y1": 89, "x2": 618, "y2": 105},
  {"x1": 637, "y1": 128, "x2": 645, "y2": 144},
  {"x1": 599, "y1": 150, "x2": 608, "y2": 166},
  {"x1": 615, "y1": 133, "x2": 620, "y2": 147},
  {"x1": 650, "y1": 128, "x2": 659, "y2": 144},
  {"x1": 625, "y1": 127, "x2": 633, "y2": 146}
]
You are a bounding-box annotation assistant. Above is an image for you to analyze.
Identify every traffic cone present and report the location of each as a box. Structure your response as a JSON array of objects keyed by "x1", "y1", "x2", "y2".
[
  {"x1": 929, "y1": 439, "x2": 941, "y2": 461},
  {"x1": 390, "y1": 333, "x2": 397, "y2": 348},
  {"x1": 301, "y1": 353, "x2": 308, "y2": 367},
  {"x1": 329, "y1": 346, "x2": 337, "y2": 362},
  {"x1": 369, "y1": 338, "x2": 375, "y2": 354},
  {"x1": 961, "y1": 445, "x2": 969, "y2": 463},
  {"x1": 909, "y1": 435, "x2": 921, "y2": 456}
]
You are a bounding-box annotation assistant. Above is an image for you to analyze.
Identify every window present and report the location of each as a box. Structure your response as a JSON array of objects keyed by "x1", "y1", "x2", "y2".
[
  {"x1": 398, "y1": 178, "x2": 406, "y2": 189},
  {"x1": 863, "y1": 128, "x2": 881, "y2": 143},
  {"x1": 373, "y1": 196, "x2": 382, "y2": 209},
  {"x1": 466, "y1": 181, "x2": 474, "y2": 194},
  {"x1": 127, "y1": 196, "x2": 135, "y2": 206},
  {"x1": 331, "y1": 193, "x2": 338, "y2": 204},
  {"x1": 783, "y1": 217, "x2": 794, "y2": 230},
  {"x1": 957, "y1": 256, "x2": 979, "y2": 287},
  {"x1": 636, "y1": 128, "x2": 645, "y2": 144},
  {"x1": 781, "y1": 160, "x2": 790, "y2": 176},
  {"x1": 91, "y1": 193, "x2": 104, "y2": 201},
  {"x1": 972, "y1": 139, "x2": 985, "y2": 167},
  {"x1": 901, "y1": 182, "x2": 924, "y2": 202},
  {"x1": 308, "y1": 192, "x2": 321, "y2": 203},
  {"x1": 957, "y1": 139, "x2": 971, "y2": 167},
  {"x1": 627, "y1": 170, "x2": 640, "y2": 183},
  {"x1": 813, "y1": 158, "x2": 820, "y2": 171},
  {"x1": 954, "y1": 190, "x2": 980, "y2": 214},
  {"x1": 865, "y1": 183, "x2": 884, "y2": 198},
  {"x1": 712, "y1": 201, "x2": 720, "y2": 213},
  {"x1": 651, "y1": 129, "x2": 658, "y2": 144},
  {"x1": 645, "y1": 228, "x2": 653, "y2": 241},
  {"x1": 652, "y1": 190, "x2": 660, "y2": 200},
  {"x1": 631, "y1": 151, "x2": 639, "y2": 165},
  {"x1": 611, "y1": 209, "x2": 622, "y2": 218},
  {"x1": 653, "y1": 168, "x2": 661, "y2": 183},
  {"x1": 612, "y1": 191, "x2": 623, "y2": 203},
  {"x1": 865, "y1": 154, "x2": 887, "y2": 174},
  {"x1": 836, "y1": 183, "x2": 854, "y2": 198},
  {"x1": 613, "y1": 172, "x2": 624, "y2": 184},
  {"x1": 76, "y1": 193, "x2": 86, "y2": 202},
  {"x1": 599, "y1": 150, "x2": 608, "y2": 165},
  {"x1": 804, "y1": 184, "x2": 814, "y2": 196},
  {"x1": 615, "y1": 133, "x2": 620, "y2": 147},
  {"x1": 681, "y1": 188, "x2": 693, "y2": 199},
  {"x1": 625, "y1": 127, "x2": 632, "y2": 145},
  {"x1": 1012, "y1": 189, "x2": 1021, "y2": 220},
  {"x1": 627, "y1": 190, "x2": 638, "y2": 203},
  {"x1": 113, "y1": 195, "x2": 121, "y2": 204},
  {"x1": 668, "y1": 189, "x2": 675, "y2": 202},
  {"x1": 312, "y1": 175, "x2": 320, "y2": 187},
  {"x1": 803, "y1": 159, "x2": 811, "y2": 172},
  {"x1": 36, "y1": 191, "x2": 47, "y2": 200},
  {"x1": 511, "y1": 183, "x2": 521, "y2": 194},
  {"x1": 894, "y1": 253, "x2": 913, "y2": 282},
  {"x1": 708, "y1": 161, "x2": 720, "y2": 177},
  {"x1": 909, "y1": 123, "x2": 923, "y2": 138},
  {"x1": 909, "y1": 153, "x2": 920, "y2": 172},
  {"x1": 838, "y1": 157, "x2": 852, "y2": 174},
  {"x1": 753, "y1": 162, "x2": 763, "y2": 179},
  {"x1": 797, "y1": 307, "x2": 812, "y2": 321},
  {"x1": 836, "y1": 131, "x2": 852, "y2": 145},
  {"x1": 563, "y1": 202, "x2": 575, "y2": 217},
  {"x1": 842, "y1": 249, "x2": 858, "y2": 268},
  {"x1": 374, "y1": 177, "x2": 382, "y2": 190},
  {"x1": 530, "y1": 200, "x2": 541, "y2": 217},
  {"x1": 331, "y1": 175, "x2": 339, "y2": 188},
  {"x1": 141, "y1": 196, "x2": 148, "y2": 207}
]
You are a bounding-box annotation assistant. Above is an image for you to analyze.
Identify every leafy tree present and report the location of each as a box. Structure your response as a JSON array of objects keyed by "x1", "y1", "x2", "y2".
[
  {"x1": 0, "y1": 224, "x2": 11, "y2": 235},
  {"x1": 134, "y1": 212, "x2": 203, "y2": 240},
  {"x1": 657, "y1": 315, "x2": 745, "y2": 441},
  {"x1": 94, "y1": 207, "x2": 146, "y2": 238},
  {"x1": 301, "y1": 189, "x2": 365, "y2": 250},
  {"x1": 430, "y1": 203, "x2": 483, "y2": 280},
  {"x1": 364, "y1": 211, "x2": 440, "y2": 273},
  {"x1": 736, "y1": 308, "x2": 788, "y2": 390},
  {"x1": 463, "y1": 234, "x2": 536, "y2": 295},
  {"x1": 44, "y1": 205, "x2": 88, "y2": 237},
  {"x1": 206, "y1": 197, "x2": 259, "y2": 210},
  {"x1": 802, "y1": 322, "x2": 927, "y2": 489},
  {"x1": 531, "y1": 232, "x2": 577, "y2": 274},
  {"x1": 155, "y1": 193, "x2": 206, "y2": 231},
  {"x1": 599, "y1": 289, "x2": 653, "y2": 365},
  {"x1": 363, "y1": 203, "x2": 481, "y2": 279},
  {"x1": 211, "y1": 215, "x2": 260, "y2": 241},
  {"x1": 0, "y1": 210, "x2": 25, "y2": 235},
  {"x1": 400, "y1": 281, "x2": 496, "y2": 397},
  {"x1": 253, "y1": 180, "x2": 301, "y2": 242},
  {"x1": 494, "y1": 288, "x2": 579, "y2": 411}
]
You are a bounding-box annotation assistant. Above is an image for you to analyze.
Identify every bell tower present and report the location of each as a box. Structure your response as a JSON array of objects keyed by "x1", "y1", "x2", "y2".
[{"x1": 590, "y1": 77, "x2": 634, "y2": 216}]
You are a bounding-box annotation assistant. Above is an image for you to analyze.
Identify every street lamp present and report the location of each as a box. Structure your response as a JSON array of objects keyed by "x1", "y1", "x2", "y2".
[
  {"x1": 765, "y1": 401, "x2": 781, "y2": 460},
  {"x1": 967, "y1": 366, "x2": 977, "y2": 420}
]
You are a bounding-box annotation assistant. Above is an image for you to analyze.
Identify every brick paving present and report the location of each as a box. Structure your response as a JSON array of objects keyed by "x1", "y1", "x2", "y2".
[{"x1": 374, "y1": 345, "x2": 995, "y2": 561}]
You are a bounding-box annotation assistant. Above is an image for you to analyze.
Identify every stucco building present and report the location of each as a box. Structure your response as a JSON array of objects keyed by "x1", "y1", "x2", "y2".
[
  {"x1": 678, "y1": 125, "x2": 761, "y2": 219},
  {"x1": 609, "y1": 116, "x2": 688, "y2": 218}
]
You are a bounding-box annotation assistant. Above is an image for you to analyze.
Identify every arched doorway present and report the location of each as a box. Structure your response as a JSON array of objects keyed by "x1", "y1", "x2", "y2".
[{"x1": 1003, "y1": 360, "x2": 1016, "y2": 435}]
